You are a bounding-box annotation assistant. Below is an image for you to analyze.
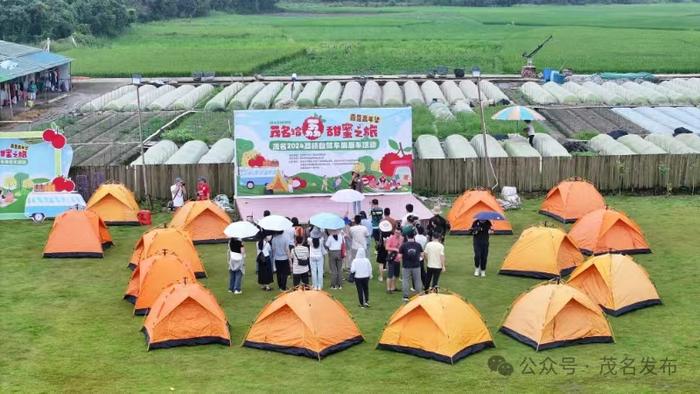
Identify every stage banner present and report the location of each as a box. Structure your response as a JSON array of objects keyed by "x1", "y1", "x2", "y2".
[
  {"x1": 0, "y1": 130, "x2": 76, "y2": 221},
  {"x1": 234, "y1": 108, "x2": 413, "y2": 197}
]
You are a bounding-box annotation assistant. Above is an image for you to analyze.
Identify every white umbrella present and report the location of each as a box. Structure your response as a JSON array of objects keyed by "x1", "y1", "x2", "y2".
[
  {"x1": 258, "y1": 215, "x2": 293, "y2": 232},
  {"x1": 330, "y1": 189, "x2": 364, "y2": 203},
  {"x1": 224, "y1": 221, "x2": 260, "y2": 239}
]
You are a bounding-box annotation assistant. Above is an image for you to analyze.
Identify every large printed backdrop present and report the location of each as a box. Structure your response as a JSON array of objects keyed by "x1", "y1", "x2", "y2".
[{"x1": 234, "y1": 108, "x2": 413, "y2": 197}]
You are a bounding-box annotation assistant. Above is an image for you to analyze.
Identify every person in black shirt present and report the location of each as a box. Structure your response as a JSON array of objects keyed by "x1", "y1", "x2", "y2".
[
  {"x1": 399, "y1": 230, "x2": 424, "y2": 301},
  {"x1": 470, "y1": 219, "x2": 493, "y2": 277},
  {"x1": 427, "y1": 206, "x2": 449, "y2": 242}
]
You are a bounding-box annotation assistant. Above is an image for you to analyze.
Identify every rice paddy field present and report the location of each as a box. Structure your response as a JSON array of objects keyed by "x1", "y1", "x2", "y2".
[
  {"x1": 1, "y1": 195, "x2": 699, "y2": 392},
  {"x1": 60, "y1": 3, "x2": 700, "y2": 77}
]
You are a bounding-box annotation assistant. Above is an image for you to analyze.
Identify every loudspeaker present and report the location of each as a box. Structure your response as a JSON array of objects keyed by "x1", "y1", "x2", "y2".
[{"x1": 454, "y1": 68, "x2": 465, "y2": 78}]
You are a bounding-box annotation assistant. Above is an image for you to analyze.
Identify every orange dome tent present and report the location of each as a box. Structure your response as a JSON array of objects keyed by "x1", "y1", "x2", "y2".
[
  {"x1": 540, "y1": 178, "x2": 605, "y2": 223},
  {"x1": 500, "y1": 282, "x2": 613, "y2": 351},
  {"x1": 124, "y1": 250, "x2": 197, "y2": 315},
  {"x1": 168, "y1": 200, "x2": 231, "y2": 244},
  {"x1": 568, "y1": 208, "x2": 650, "y2": 256},
  {"x1": 568, "y1": 254, "x2": 661, "y2": 316},
  {"x1": 243, "y1": 288, "x2": 363, "y2": 359},
  {"x1": 447, "y1": 189, "x2": 512, "y2": 235},
  {"x1": 43, "y1": 209, "x2": 113, "y2": 258},
  {"x1": 377, "y1": 292, "x2": 494, "y2": 364},
  {"x1": 130, "y1": 227, "x2": 206, "y2": 278},
  {"x1": 86, "y1": 183, "x2": 140, "y2": 225},
  {"x1": 142, "y1": 282, "x2": 231, "y2": 350},
  {"x1": 499, "y1": 226, "x2": 584, "y2": 279}
]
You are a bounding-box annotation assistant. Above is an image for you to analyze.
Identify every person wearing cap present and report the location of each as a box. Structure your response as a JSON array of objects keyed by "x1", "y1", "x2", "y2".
[
  {"x1": 427, "y1": 206, "x2": 449, "y2": 242},
  {"x1": 170, "y1": 177, "x2": 186, "y2": 211},
  {"x1": 196, "y1": 177, "x2": 210, "y2": 200},
  {"x1": 376, "y1": 220, "x2": 393, "y2": 282}
]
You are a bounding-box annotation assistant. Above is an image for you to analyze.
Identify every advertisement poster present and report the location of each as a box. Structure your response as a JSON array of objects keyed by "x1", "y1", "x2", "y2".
[
  {"x1": 0, "y1": 130, "x2": 76, "y2": 220},
  {"x1": 234, "y1": 108, "x2": 413, "y2": 197}
]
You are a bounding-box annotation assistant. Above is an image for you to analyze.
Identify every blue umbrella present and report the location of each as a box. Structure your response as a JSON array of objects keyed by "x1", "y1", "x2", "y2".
[
  {"x1": 474, "y1": 211, "x2": 506, "y2": 221},
  {"x1": 309, "y1": 212, "x2": 346, "y2": 230},
  {"x1": 491, "y1": 105, "x2": 545, "y2": 121}
]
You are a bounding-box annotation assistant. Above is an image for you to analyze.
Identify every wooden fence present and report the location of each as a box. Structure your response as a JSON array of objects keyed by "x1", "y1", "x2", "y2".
[{"x1": 69, "y1": 155, "x2": 700, "y2": 201}]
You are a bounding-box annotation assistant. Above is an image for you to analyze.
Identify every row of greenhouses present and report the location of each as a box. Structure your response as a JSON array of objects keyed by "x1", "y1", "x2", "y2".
[
  {"x1": 611, "y1": 106, "x2": 700, "y2": 134},
  {"x1": 130, "y1": 138, "x2": 235, "y2": 165},
  {"x1": 588, "y1": 133, "x2": 699, "y2": 155},
  {"x1": 81, "y1": 84, "x2": 215, "y2": 112},
  {"x1": 414, "y1": 132, "x2": 570, "y2": 159},
  {"x1": 521, "y1": 78, "x2": 700, "y2": 106}
]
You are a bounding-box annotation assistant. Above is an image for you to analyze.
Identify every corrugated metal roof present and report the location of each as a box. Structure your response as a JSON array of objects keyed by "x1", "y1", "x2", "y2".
[
  {"x1": 0, "y1": 40, "x2": 71, "y2": 83},
  {"x1": 0, "y1": 40, "x2": 39, "y2": 57}
]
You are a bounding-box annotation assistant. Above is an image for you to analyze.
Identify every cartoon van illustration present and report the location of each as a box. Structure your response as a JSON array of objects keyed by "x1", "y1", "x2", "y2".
[
  {"x1": 238, "y1": 167, "x2": 278, "y2": 190},
  {"x1": 24, "y1": 191, "x2": 86, "y2": 222}
]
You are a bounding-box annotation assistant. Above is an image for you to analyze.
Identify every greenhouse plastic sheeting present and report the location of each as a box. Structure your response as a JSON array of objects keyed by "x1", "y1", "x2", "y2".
[
  {"x1": 655, "y1": 107, "x2": 700, "y2": 131},
  {"x1": 661, "y1": 80, "x2": 700, "y2": 104},
  {"x1": 444, "y1": 134, "x2": 477, "y2": 158},
  {"x1": 440, "y1": 81, "x2": 467, "y2": 105},
  {"x1": 147, "y1": 85, "x2": 194, "y2": 111},
  {"x1": 478, "y1": 80, "x2": 510, "y2": 105},
  {"x1": 130, "y1": 140, "x2": 178, "y2": 166},
  {"x1": 123, "y1": 85, "x2": 175, "y2": 111},
  {"x1": 273, "y1": 82, "x2": 303, "y2": 109},
  {"x1": 171, "y1": 84, "x2": 214, "y2": 110},
  {"x1": 581, "y1": 82, "x2": 625, "y2": 106},
  {"x1": 317, "y1": 81, "x2": 342, "y2": 108},
  {"x1": 382, "y1": 81, "x2": 403, "y2": 106},
  {"x1": 165, "y1": 140, "x2": 210, "y2": 164},
  {"x1": 622, "y1": 82, "x2": 667, "y2": 105},
  {"x1": 520, "y1": 82, "x2": 557, "y2": 105},
  {"x1": 205, "y1": 82, "x2": 244, "y2": 111},
  {"x1": 199, "y1": 138, "x2": 235, "y2": 164},
  {"x1": 542, "y1": 82, "x2": 578, "y2": 105},
  {"x1": 679, "y1": 107, "x2": 700, "y2": 121},
  {"x1": 339, "y1": 81, "x2": 362, "y2": 108},
  {"x1": 589, "y1": 134, "x2": 635, "y2": 156},
  {"x1": 596, "y1": 72, "x2": 655, "y2": 81},
  {"x1": 676, "y1": 133, "x2": 700, "y2": 151},
  {"x1": 470, "y1": 134, "x2": 508, "y2": 158},
  {"x1": 562, "y1": 82, "x2": 601, "y2": 105},
  {"x1": 297, "y1": 81, "x2": 323, "y2": 108},
  {"x1": 532, "y1": 133, "x2": 571, "y2": 157},
  {"x1": 645, "y1": 134, "x2": 698, "y2": 154},
  {"x1": 360, "y1": 81, "x2": 382, "y2": 107},
  {"x1": 403, "y1": 81, "x2": 425, "y2": 107},
  {"x1": 503, "y1": 139, "x2": 541, "y2": 157},
  {"x1": 229, "y1": 82, "x2": 265, "y2": 110},
  {"x1": 459, "y1": 80, "x2": 480, "y2": 103},
  {"x1": 634, "y1": 107, "x2": 698, "y2": 133},
  {"x1": 602, "y1": 82, "x2": 648, "y2": 106},
  {"x1": 104, "y1": 85, "x2": 155, "y2": 111},
  {"x1": 611, "y1": 108, "x2": 674, "y2": 135},
  {"x1": 421, "y1": 81, "x2": 446, "y2": 104},
  {"x1": 81, "y1": 85, "x2": 135, "y2": 112},
  {"x1": 450, "y1": 100, "x2": 474, "y2": 114},
  {"x1": 250, "y1": 82, "x2": 284, "y2": 110},
  {"x1": 428, "y1": 101, "x2": 454, "y2": 120},
  {"x1": 641, "y1": 81, "x2": 687, "y2": 105},
  {"x1": 415, "y1": 135, "x2": 446, "y2": 159},
  {"x1": 618, "y1": 134, "x2": 666, "y2": 154}
]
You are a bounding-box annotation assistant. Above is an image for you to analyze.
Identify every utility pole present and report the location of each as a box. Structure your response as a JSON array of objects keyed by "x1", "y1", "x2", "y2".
[
  {"x1": 132, "y1": 74, "x2": 151, "y2": 210},
  {"x1": 472, "y1": 66, "x2": 490, "y2": 187}
]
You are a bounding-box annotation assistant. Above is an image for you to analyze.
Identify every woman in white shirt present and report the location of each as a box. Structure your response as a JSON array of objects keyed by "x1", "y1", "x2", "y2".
[
  {"x1": 350, "y1": 247, "x2": 373, "y2": 308},
  {"x1": 308, "y1": 230, "x2": 325, "y2": 290},
  {"x1": 424, "y1": 236, "x2": 446, "y2": 290},
  {"x1": 291, "y1": 236, "x2": 310, "y2": 286},
  {"x1": 325, "y1": 231, "x2": 344, "y2": 290}
]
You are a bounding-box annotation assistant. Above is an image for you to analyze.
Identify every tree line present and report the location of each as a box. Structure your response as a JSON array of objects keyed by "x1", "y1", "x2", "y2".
[{"x1": 0, "y1": 0, "x2": 279, "y2": 43}]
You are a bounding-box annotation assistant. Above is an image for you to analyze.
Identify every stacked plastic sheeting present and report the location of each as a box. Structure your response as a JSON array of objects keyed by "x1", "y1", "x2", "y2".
[
  {"x1": 104, "y1": 85, "x2": 155, "y2": 111},
  {"x1": 382, "y1": 81, "x2": 403, "y2": 106},
  {"x1": 582, "y1": 81, "x2": 625, "y2": 106},
  {"x1": 458, "y1": 80, "x2": 480, "y2": 104},
  {"x1": 165, "y1": 140, "x2": 210, "y2": 164},
  {"x1": 198, "y1": 138, "x2": 235, "y2": 164},
  {"x1": 421, "y1": 81, "x2": 446, "y2": 104},
  {"x1": 147, "y1": 85, "x2": 195, "y2": 111},
  {"x1": 171, "y1": 84, "x2": 214, "y2": 110},
  {"x1": 205, "y1": 83, "x2": 244, "y2": 111},
  {"x1": 273, "y1": 82, "x2": 303, "y2": 109},
  {"x1": 542, "y1": 82, "x2": 578, "y2": 105},
  {"x1": 562, "y1": 82, "x2": 601, "y2": 105},
  {"x1": 618, "y1": 134, "x2": 666, "y2": 154},
  {"x1": 415, "y1": 135, "x2": 446, "y2": 159},
  {"x1": 250, "y1": 82, "x2": 284, "y2": 110},
  {"x1": 676, "y1": 133, "x2": 700, "y2": 151},
  {"x1": 633, "y1": 107, "x2": 698, "y2": 133},
  {"x1": 296, "y1": 81, "x2": 323, "y2": 108},
  {"x1": 520, "y1": 82, "x2": 557, "y2": 105},
  {"x1": 317, "y1": 81, "x2": 342, "y2": 107},
  {"x1": 444, "y1": 134, "x2": 477, "y2": 158},
  {"x1": 229, "y1": 82, "x2": 265, "y2": 110},
  {"x1": 589, "y1": 134, "x2": 635, "y2": 156},
  {"x1": 478, "y1": 80, "x2": 510, "y2": 105},
  {"x1": 602, "y1": 82, "x2": 647, "y2": 106},
  {"x1": 611, "y1": 108, "x2": 674, "y2": 135},
  {"x1": 470, "y1": 134, "x2": 508, "y2": 158},
  {"x1": 123, "y1": 85, "x2": 175, "y2": 111},
  {"x1": 403, "y1": 81, "x2": 425, "y2": 107},
  {"x1": 532, "y1": 133, "x2": 571, "y2": 157},
  {"x1": 81, "y1": 85, "x2": 135, "y2": 112},
  {"x1": 339, "y1": 81, "x2": 362, "y2": 108},
  {"x1": 428, "y1": 101, "x2": 454, "y2": 120},
  {"x1": 130, "y1": 140, "x2": 178, "y2": 166},
  {"x1": 503, "y1": 138, "x2": 541, "y2": 157},
  {"x1": 646, "y1": 134, "x2": 698, "y2": 154},
  {"x1": 360, "y1": 81, "x2": 382, "y2": 107}
]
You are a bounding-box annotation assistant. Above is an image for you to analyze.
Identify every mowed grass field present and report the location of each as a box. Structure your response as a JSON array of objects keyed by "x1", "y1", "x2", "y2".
[
  {"x1": 1, "y1": 195, "x2": 699, "y2": 392},
  {"x1": 59, "y1": 3, "x2": 700, "y2": 77}
]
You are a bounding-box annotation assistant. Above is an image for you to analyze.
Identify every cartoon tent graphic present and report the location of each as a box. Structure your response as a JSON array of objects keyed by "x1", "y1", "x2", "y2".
[{"x1": 266, "y1": 169, "x2": 289, "y2": 193}]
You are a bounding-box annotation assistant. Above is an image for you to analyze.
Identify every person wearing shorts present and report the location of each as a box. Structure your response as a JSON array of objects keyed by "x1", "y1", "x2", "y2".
[{"x1": 384, "y1": 228, "x2": 403, "y2": 293}]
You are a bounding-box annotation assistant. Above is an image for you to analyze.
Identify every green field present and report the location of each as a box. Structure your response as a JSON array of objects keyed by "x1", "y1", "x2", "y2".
[
  {"x1": 59, "y1": 3, "x2": 700, "y2": 77},
  {"x1": 2, "y1": 195, "x2": 699, "y2": 392}
]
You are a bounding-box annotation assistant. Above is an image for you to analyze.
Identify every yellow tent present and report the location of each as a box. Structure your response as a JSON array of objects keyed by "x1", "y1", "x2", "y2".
[
  {"x1": 169, "y1": 200, "x2": 231, "y2": 244},
  {"x1": 499, "y1": 226, "x2": 583, "y2": 279},
  {"x1": 86, "y1": 183, "x2": 140, "y2": 225}
]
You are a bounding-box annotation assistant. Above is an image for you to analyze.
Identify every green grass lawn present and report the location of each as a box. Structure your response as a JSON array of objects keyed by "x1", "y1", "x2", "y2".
[
  {"x1": 1, "y1": 195, "x2": 699, "y2": 391},
  {"x1": 59, "y1": 4, "x2": 700, "y2": 77}
]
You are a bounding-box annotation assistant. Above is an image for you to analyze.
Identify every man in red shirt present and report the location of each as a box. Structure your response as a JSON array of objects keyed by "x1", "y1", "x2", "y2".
[{"x1": 196, "y1": 177, "x2": 211, "y2": 200}]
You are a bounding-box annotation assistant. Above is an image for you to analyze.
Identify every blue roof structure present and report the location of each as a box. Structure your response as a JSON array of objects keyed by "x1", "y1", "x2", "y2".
[{"x1": 0, "y1": 40, "x2": 72, "y2": 83}]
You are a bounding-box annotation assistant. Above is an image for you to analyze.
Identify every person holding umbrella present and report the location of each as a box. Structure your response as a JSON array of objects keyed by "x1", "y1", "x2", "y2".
[{"x1": 470, "y1": 211, "x2": 503, "y2": 277}]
